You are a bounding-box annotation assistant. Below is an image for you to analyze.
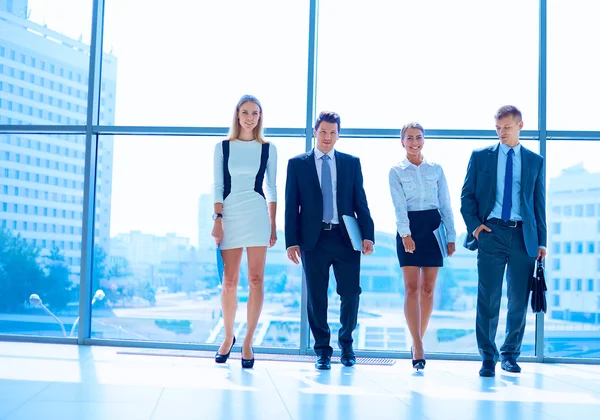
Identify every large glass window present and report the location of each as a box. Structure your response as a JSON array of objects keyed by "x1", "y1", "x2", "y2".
[
  {"x1": 548, "y1": 0, "x2": 600, "y2": 130},
  {"x1": 88, "y1": 136, "x2": 305, "y2": 347},
  {"x1": 102, "y1": 0, "x2": 309, "y2": 127},
  {"x1": 316, "y1": 0, "x2": 539, "y2": 129},
  {"x1": 0, "y1": 134, "x2": 86, "y2": 337},
  {"x1": 0, "y1": 1, "x2": 98, "y2": 126},
  {"x1": 316, "y1": 137, "x2": 538, "y2": 355},
  {"x1": 2, "y1": 0, "x2": 600, "y2": 362},
  {"x1": 544, "y1": 141, "x2": 600, "y2": 357},
  {"x1": 26, "y1": 0, "x2": 93, "y2": 43}
]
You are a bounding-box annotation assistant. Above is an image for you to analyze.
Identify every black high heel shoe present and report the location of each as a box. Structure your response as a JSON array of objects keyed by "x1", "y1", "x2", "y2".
[
  {"x1": 215, "y1": 336, "x2": 236, "y2": 363},
  {"x1": 411, "y1": 346, "x2": 426, "y2": 371},
  {"x1": 241, "y1": 346, "x2": 255, "y2": 369}
]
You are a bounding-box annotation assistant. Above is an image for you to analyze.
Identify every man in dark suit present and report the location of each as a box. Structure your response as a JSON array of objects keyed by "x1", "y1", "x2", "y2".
[
  {"x1": 461, "y1": 105, "x2": 547, "y2": 377},
  {"x1": 285, "y1": 111, "x2": 375, "y2": 370}
]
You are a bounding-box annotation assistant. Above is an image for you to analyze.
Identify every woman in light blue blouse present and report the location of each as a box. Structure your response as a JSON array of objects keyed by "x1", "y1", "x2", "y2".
[{"x1": 389, "y1": 122, "x2": 456, "y2": 370}]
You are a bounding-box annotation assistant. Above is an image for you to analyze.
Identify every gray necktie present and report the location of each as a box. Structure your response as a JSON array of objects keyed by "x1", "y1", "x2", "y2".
[{"x1": 321, "y1": 155, "x2": 333, "y2": 223}]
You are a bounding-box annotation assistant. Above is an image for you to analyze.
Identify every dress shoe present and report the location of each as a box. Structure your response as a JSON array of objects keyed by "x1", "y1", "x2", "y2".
[
  {"x1": 501, "y1": 358, "x2": 521, "y2": 373},
  {"x1": 411, "y1": 346, "x2": 426, "y2": 371},
  {"x1": 241, "y1": 346, "x2": 255, "y2": 369},
  {"x1": 479, "y1": 360, "x2": 496, "y2": 377},
  {"x1": 315, "y1": 354, "x2": 331, "y2": 370},
  {"x1": 214, "y1": 336, "x2": 236, "y2": 364},
  {"x1": 340, "y1": 346, "x2": 356, "y2": 367}
]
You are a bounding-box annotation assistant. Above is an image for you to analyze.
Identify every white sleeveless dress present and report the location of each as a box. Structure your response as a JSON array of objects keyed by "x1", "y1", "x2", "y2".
[{"x1": 213, "y1": 139, "x2": 277, "y2": 250}]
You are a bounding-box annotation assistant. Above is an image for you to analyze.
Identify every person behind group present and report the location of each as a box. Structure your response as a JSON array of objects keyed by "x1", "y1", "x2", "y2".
[
  {"x1": 460, "y1": 105, "x2": 547, "y2": 377},
  {"x1": 285, "y1": 111, "x2": 375, "y2": 370},
  {"x1": 389, "y1": 122, "x2": 456, "y2": 370},
  {"x1": 211, "y1": 94, "x2": 278, "y2": 368}
]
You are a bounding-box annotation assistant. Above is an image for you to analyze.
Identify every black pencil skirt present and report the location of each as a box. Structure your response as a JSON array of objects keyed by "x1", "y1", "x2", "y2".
[{"x1": 396, "y1": 209, "x2": 443, "y2": 268}]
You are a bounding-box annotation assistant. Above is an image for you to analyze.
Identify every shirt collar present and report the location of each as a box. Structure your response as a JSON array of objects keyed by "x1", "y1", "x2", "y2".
[
  {"x1": 499, "y1": 142, "x2": 521, "y2": 156},
  {"x1": 399, "y1": 157, "x2": 431, "y2": 169},
  {"x1": 314, "y1": 148, "x2": 335, "y2": 160}
]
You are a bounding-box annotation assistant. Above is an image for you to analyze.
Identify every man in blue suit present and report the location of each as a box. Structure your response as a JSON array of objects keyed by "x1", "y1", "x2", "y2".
[
  {"x1": 461, "y1": 105, "x2": 547, "y2": 377},
  {"x1": 285, "y1": 111, "x2": 375, "y2": 370}
]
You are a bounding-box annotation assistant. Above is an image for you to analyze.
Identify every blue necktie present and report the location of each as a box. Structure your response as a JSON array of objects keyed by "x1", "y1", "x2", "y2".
[
  {"x1": 321, "y1": 155, "x2": 333, "y2": 223},
  {"x1": 502, "y1": 148, "x2": 514, "y2": 222}
]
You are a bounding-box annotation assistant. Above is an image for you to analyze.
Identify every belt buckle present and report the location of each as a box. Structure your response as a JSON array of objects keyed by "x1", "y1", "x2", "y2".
[
  {"x1": 509, "y1": 220, "x2": 518, "y2": 228},
  {"x1": 323, "y1": 222, "x2": 332, "y2": 231}
]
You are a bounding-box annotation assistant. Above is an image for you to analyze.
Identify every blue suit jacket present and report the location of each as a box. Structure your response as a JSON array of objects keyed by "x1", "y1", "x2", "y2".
[
  {"x1": 285, "y1": 149, "x2": 375, "y2": 252},
  {"x1": 460, "y1": 143, "x2": 547, "y2": 258}
]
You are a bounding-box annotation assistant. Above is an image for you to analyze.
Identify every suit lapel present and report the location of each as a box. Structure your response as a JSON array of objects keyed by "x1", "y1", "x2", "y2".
[
  {"x1": 334, "y1": 150, "x2": 342, "y2": 179},
  {"x1": 520, "y1": 146, "x2": 531, "y2": 199},
  {"x1": 488, "y1": 144, "x2": 500, "y2": 199},
  {"x1": 334, "y1": 151, "x2": 343, "y2": 212},
  {"x1": 305, "y1": 150, "x2": 321, "y2": 191}
]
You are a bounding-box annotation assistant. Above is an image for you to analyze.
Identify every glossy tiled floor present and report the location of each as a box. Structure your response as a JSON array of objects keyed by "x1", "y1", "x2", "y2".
[{"x1": 0, "y1": 342, "x2": 599, "y2": 419}]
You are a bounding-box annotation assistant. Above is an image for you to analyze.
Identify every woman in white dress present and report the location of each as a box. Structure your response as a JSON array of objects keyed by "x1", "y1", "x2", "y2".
[
  {"x1": 389, "y1": 122, "x2": 456, "y2": 370},
  {"x1": 211, "y1": 95, "x2": 277, "y2": 368}
]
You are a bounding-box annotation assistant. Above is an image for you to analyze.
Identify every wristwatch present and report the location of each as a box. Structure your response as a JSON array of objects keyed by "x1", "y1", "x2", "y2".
[
  {"x1": 401, "y1": 234, "x2": 411, "y2": 238},
  {"x1": 212, "y1": 213, "x2": 223, "y2": 221}
]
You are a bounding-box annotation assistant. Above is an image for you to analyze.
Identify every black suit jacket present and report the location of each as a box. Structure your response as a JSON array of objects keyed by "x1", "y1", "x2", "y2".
[
  {"x1": 285, "y1": 149, "x2": 375, "y2": 252},
  {"x1": 460, "y1": 143, "x2": 547, "y2": 258}
]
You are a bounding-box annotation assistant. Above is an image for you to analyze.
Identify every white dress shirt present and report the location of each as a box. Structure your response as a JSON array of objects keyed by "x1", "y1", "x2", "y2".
[
  {"x1": 314, "y1": 148, "x2": 339, "y2": 224},
  {"x1": 389, "y1": 158, "x2": 456, "y2": 242}
]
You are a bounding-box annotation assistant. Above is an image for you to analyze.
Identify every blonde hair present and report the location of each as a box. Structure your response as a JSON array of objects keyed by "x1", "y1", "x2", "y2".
[{"x1": 227, "y1": 94, "x2": 267, "y2": 144}]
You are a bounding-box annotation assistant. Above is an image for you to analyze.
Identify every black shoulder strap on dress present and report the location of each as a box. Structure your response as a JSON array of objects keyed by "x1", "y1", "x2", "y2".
[
  {"x1": 222, "y1": 140, "x2": 232, "y2": 200},
  {"x1": 254, "y1": 142, "x2": 270, "y2": 198}
]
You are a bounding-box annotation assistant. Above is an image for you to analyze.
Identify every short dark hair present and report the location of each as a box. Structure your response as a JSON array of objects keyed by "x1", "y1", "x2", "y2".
[
  {"x1": 494, "y1": 105, "x2": 522, "y2": 121},
  {"x1": 400, "y1": 122, "x2": 424, "y2": 140},
  {"x1": 314, "y1": 111, "x2": 341, "y2": 132}
]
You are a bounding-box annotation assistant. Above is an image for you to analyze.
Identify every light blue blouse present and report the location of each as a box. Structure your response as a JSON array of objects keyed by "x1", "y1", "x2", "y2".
[{"x1": 389, "y1": 158, "x2": 456, "y2": 242}]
